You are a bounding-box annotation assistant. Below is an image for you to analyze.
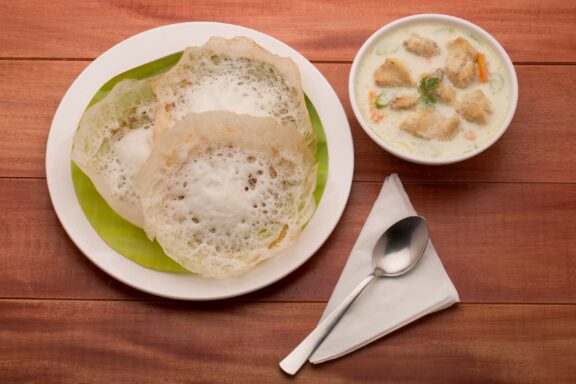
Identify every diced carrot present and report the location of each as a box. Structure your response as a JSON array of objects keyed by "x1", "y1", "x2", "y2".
[
  {"x1": 465, "y1": 131, "x2": 477, "y2": 141},
  {"x1": 477, "y1": 53, "x2": 488, "y2": 83},
  {"x1": 371, "y1": 110, "x2": 384, "y2": 122},
  {"x1": 368, "y1": 90, "x2": 384, "y2": 122},
  {"x1": 369, "y1": 90, "x2": 377, "y2": 105}
]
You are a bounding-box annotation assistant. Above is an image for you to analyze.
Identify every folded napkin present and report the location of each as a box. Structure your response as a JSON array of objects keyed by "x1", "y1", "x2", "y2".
[{"x1": 309, "y1": 173, "x2": 459, "y2": 363}]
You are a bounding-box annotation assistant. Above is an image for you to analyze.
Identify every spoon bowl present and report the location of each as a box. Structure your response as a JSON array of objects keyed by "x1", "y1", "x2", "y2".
[{"x1": 373, "y1": 216, "x2": 429, "y2": 276}]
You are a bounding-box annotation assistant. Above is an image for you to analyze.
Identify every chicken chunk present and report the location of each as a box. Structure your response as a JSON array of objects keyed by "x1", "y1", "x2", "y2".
[
  {"x1": 390, "y1": 94, "x2": 418, "y2": 110},
  {"x1": 418, "y1": 70, "x2": 455, "y2": 104},
  {"x1": 400, "y1": 108, "x2": 460, "y2": 140},
  {"x1": 403, "y1": 33, "x2": 441, "y2": 58},
  {"x1": 374, "y1": 58, "x2": 413, "y2": 87},
  {"x1": 433, "y1": 82, "x2": 456, "y2": 104},
  {"x1": 456, "y1": 89, "x2": 492, "y2": 124},
  {"x1": 445, "y1": 37, "x2": 477, "y2": 88}
]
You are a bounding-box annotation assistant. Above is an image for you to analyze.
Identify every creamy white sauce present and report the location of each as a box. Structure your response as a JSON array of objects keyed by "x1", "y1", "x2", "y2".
[{"x1": 355, "y1": 22, "x2": 511, "y2": 159}]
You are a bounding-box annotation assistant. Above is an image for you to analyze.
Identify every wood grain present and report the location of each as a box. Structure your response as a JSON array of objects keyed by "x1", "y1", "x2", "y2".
[
  {"x1": 2, "y1": 179, "x2": 574, "y2": 303},
  {"x1": 1, "y1": 1, "x2": 575, "y2": 62},
  {"x1": 2, "y1": 61, "x2": 576, "y2": 182},
  {"x1": 0, "y1": 61, "x2": 89, "y2": 178},
  {"x1": 0, "y1": 300, "x2": 574, "y2": 383},
  {"x1": 2, "y1": 2, "x2": 576, "y2": 381}
]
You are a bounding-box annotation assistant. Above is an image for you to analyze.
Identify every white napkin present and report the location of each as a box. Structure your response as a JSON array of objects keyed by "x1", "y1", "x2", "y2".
[{"x1": 309, "y1": 173, "x2": 460, "y2": 363}]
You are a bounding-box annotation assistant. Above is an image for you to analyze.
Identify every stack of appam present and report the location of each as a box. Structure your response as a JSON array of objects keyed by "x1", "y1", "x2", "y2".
[{"x1": 72, "y1": 37, "x2": 317, "y2": 278}]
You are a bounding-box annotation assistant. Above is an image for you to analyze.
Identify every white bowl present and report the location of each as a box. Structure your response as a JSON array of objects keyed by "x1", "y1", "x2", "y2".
[{"x1": 349, "y1": 14, "x2": 519, "y2": 165}]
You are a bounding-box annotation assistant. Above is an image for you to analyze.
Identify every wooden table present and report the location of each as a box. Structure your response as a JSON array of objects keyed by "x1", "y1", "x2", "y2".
[{"x1": 1, "y1": 1, "x2": 575, "y2": 382}]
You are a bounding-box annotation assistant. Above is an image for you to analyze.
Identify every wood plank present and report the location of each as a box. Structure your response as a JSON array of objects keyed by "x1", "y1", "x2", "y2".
[
  {"x1": 1, "y1": 1, "x2": 575, "y2": 62},
  {"x1": 1, "y1": 179, "x2": 574, "y2": 303},
  {"x1": 0, "y1": 300, "x2": 574, "y2": 383},
  {"x1": 2, "y1": 61, "x2": 576, "y2": 182},
  {"x1": 0, "y1": 60, "x2": 89, "y2": 178}
]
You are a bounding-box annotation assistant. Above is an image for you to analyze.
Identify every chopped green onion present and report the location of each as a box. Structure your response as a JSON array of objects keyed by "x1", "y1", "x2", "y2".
[
  {"x1": 374, "y1": 93, "x2": 391, "y2": 109},
  {"x1": 434, "y1": 27, "x2": 454, "y2": 34},
  {"x1": 490, "y1": 73, "x2": 504, "y2": 94},
  {"x1": 375, "y1": 45, "x2": 400, "y2": 55}
]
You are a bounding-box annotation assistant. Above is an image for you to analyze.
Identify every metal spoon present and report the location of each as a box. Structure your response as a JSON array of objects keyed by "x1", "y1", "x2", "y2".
[{"x1": 279, "y1": 216, "x2": 429, "y2": 375}]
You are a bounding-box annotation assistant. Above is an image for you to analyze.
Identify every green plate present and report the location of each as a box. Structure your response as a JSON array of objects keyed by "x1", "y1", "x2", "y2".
[{"x1": 72, "y1": 52, "x2": 329, "y2": 272}]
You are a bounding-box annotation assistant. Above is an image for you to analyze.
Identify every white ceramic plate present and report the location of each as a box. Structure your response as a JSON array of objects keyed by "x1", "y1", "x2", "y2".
[{"x1": 46, "y1": 22, "x2": 354, "y2": 300}]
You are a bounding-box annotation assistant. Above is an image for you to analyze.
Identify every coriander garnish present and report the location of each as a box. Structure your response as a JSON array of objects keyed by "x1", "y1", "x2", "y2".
[{"x1": 418, "y1": 76, "x2": 440, "y2": 104}]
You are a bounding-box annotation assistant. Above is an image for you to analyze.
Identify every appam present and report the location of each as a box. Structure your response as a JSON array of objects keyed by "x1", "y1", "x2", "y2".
[
  {"x1": 134, "y1": 110, "x2": 317, "y2": 278},
  {"x1": 71, "y1": 78, "x2": 156, "y2": 227},
  {"x1": 152, "y1": 36, "x2": 315, "y2": 149}
]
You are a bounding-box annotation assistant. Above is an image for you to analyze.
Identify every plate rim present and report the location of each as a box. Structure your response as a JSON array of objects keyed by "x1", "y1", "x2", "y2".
[{"x1": 46, "y1": 22, "x2": 354, "y2": 300}]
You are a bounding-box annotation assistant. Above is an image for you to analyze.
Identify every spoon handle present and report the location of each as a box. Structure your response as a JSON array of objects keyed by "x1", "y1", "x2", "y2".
[{"x1": 279, "y1": 273, "x2": 376, "y2": 375}]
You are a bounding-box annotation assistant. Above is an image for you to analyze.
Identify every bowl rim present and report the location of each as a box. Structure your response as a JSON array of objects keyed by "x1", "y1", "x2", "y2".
[{"x1": 349, "y1": 13, "x2": 519, "y2": 165}]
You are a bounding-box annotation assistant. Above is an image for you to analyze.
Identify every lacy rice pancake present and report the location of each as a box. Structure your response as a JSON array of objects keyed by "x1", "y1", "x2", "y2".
[
  {"x1": 134, "y1": 111, "x2": 317, "y2": 278},
  {"x1": 152, "y1": 36, "x2": 315, "y2": 147},
  {"x1": 72, "y1": 78, "x2": 156, "y2": 227}
]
